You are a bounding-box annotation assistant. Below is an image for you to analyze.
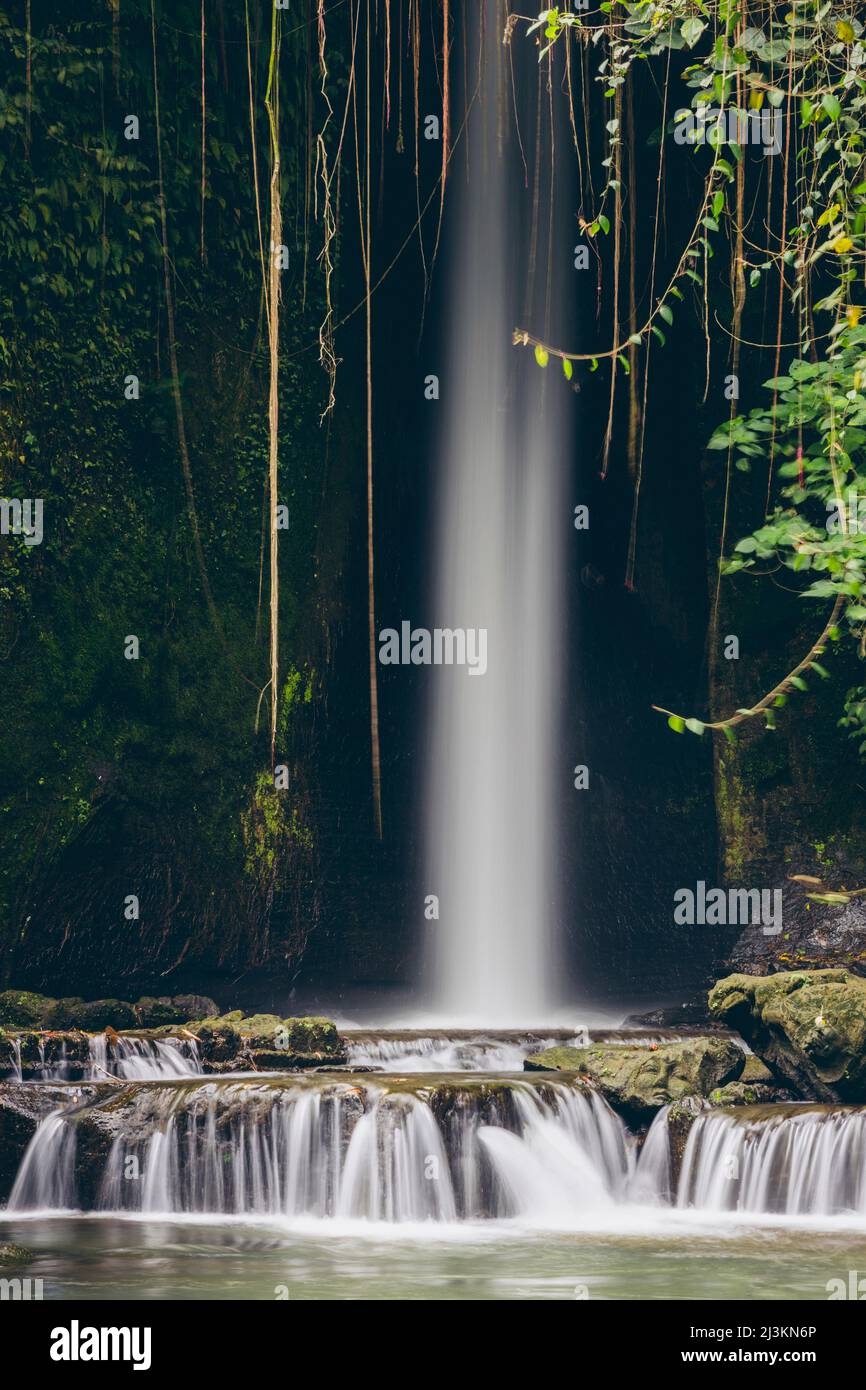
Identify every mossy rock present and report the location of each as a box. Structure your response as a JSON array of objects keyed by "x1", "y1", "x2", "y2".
[
  {"x1": 0, "y1": 991, "x2": 55, "y2": 1028},
  {"x1": 193, "y1": 1019, "x2": 241, "y2": 1064},
  {"x1": 134, "y1": 997, "x2": 186, "y2": 1028},
  {"x1": 740, "y1": 1053, "x2": 774, "y2": 1085},
  {"x1": 709, "y1": 968, "x2": 866, "y2": 1101},
  {"x1": 235, "y1": 1014, "x2": 284, "y2": 1047},
  {"x1": 0, "y1": 1244, "x2": 33, "y2": 1266},
  {"x1": 43, "y1": 997, "x2": 87, "y2": 1029},
  {"x1": 171, "y1": 994, "x2": 219, "y2": 1022},
  {"x1": 524, "y1": 1037, "x2": 744, "y2": 1121},
  {"x1": 241, "y1": 1017, "x2": 346, "y2": 1065}
]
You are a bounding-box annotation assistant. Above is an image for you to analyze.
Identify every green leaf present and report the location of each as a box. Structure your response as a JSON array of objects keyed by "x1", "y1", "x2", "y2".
[
  {"x1": 789, "y1": 676, "x2": 808, "y2": 692},
  {"x1": 667, "y1": 715, "x2": 687, "y2": 734},
  {"x1": 658, "y1": 304, "x2": 674, "y2": 326},
  {"x1": 821, "y1": 93, "x2": 842, "y2": 123},
  {"x1": 680, "y1": 16, "x2": 706, "y2": 48},
  {"x1": 534, "y1": 345, "x2": 549, "y2": 368},
  {"x1": 685, "y1": 718, "x2": 705, "y2": 736},
  {"x1": 562, "y1": 358, "x2": 573, "y2": 381}
]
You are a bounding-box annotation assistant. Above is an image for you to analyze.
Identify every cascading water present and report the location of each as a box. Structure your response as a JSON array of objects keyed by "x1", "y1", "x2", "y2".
[
  {"x1": 678, "y1": 1105, "x2": 866, "y2": 1216},
  {"x1": 7, "y1": 1075, "x2": 631, "y2": 1223},
  {"x1": 423, "y1": 0, "x2": 570, "y2": 1025},
  {"x1": 86, "y1": 1034, "x2": 201, "y2": 1081}
]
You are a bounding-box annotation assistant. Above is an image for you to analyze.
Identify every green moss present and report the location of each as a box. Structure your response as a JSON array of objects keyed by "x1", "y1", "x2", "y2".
[{"x1": 0, "y1": 991, "x2": 55, "y2": 1028}]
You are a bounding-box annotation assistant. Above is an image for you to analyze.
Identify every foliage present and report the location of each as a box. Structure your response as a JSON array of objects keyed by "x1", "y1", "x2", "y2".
[{"x1": 522, "y1": 2, "x2": 866, "y2": 746}]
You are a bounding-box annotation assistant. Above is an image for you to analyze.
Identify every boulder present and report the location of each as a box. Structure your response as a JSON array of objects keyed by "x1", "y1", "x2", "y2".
[
  {"x1": 171, "y1": 994, "x2": 219, "y2": 1022},
  {"x1": 0, "y1": 991, "x2": 55, "y2": 1028},
  {"x1": 524, "y1": 1037, "x2": 744, "y2": 1121},
  {"x1": 192, "y1": 1014, "x2": 345, "y2": 1069},
  {"x1": 193, "y1": 1020, "x2": 241, "y2": 1064},
  {"x1": 709, "y1": 968, "x2": 866, "y2": 1101},
  {"x1": 134, "y1": 997, "x2": 185, "y2": 1028}
]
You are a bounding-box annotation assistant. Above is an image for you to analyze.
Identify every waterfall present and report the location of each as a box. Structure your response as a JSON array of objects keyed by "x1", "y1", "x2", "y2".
[
  {"x1": 86, "y1": 1034, "x2": 201, "y2": 1081},
  {"x1": 6, "y1": 1075, "x2": 629, "y2": 1223},
  {"x1": 345, "y1": 1032, "x2": 578, "y2": 1072},
  {"x1": 629, "y1": 1105, "x2": 673, "y2": 1205},
  {"x1": 423, "y1": 0, "x2": 570, "y2": 1026},
  {"x1": 9, "y1": 1113, "x2": 78, "y2": 1211},
  {"x1": 677, "y1": 1105, "x2": 866, "y2": 1216}
]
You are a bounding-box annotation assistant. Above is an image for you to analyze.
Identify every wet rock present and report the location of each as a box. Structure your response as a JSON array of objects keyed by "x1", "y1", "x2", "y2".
[
  {"x1": 666, "y1": 1095, "x2": 707, "y2": 1186},
  {"x1": 524, "y1": 1037, "x2": 744, "y2": 1121},
  {"x1": 0, "y1": 1243, "x2": 33, "y2": 1266},
  {"x1": 709, "y1": 967, "x2": 866, "y2": 1101}
]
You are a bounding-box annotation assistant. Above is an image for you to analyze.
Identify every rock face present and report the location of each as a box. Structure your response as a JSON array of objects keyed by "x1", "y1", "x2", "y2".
[
  {"x1": 524, "y1": 1037, "x2": 744, "y2": 1121},
  {"x1": 709, "y1": 968, "x2": 866, "y2": 1101}
]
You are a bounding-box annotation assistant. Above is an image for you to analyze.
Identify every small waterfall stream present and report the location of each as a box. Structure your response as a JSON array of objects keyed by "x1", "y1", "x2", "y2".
[{"x1": 86, "y1": 1034, "x2": 201, "y2": 1081}]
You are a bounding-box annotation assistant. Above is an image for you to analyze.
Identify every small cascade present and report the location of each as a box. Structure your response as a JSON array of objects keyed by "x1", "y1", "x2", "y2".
[
  {"x1": 9, "y1": 1112, "x2": 78, "y2": 1210},
  {"x1": 86, "y1": 1034, "x2": 201, "y2": 1081},
  {"x1": 9, "y1": 1035, "x2": 22, "y2": 1082},
  {"x1": 345, "y1": 1033, "x2": 573, "y2": 1073},
  {"x1": 629, "y1": 1105, "x2": 673, "y2": 1205},
  {"x1": 479, "y1": 1087, "x2": 632, "y2": 1223},
  {"x1": 678, "y1": 1105, "x2": 866, "y2": 1216},
  {"x1": 7, "y1": 1075, "x2": 630, "y2": 1223}
]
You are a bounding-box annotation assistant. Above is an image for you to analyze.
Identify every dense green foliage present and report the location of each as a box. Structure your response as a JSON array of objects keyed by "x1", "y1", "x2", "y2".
[{"x1": 0, "y1": 3, "x2": 346, "y2": 984}]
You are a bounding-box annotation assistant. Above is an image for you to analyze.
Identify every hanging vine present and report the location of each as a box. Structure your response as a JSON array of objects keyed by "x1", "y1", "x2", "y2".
[{"x1": 512, "y1": 2, "x2": 866, "y2": 749}]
